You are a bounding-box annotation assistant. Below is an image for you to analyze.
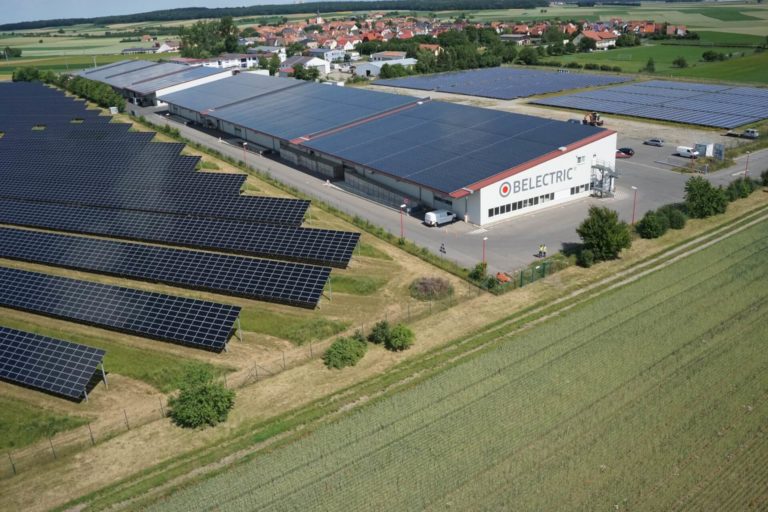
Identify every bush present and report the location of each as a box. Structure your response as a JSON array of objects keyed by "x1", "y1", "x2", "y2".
[
  {"x1": 323, "y1": 336, "x2": 368, "y2": 369},
  {"x1": 385, "y1": 324, "x2": 414, "y2": 352},
  {"x1": 584, "y1": 63, "x2": 599, "y2": 70},
  {"x1": 657, "y1": 205, "x2": 687, "y2": 230},
  {"x1": 565, "y1": 62, "x2": 583, "y2": 69},
  {"x1": 485, "y1": 275, "x2": 499, "y2": 290},
  {"x1": 409, "y1": 277, "x2": 454, "y2": 301},
  {"x1": 599, "y1": 64, "x2": 613, "y2": 71},
  {"x1": 577, "y1": 249, "x2": 595, "y2": 268},
  {"x1": 368, "y1": 320, "x2": 391, "y2": 344},
  {"x1": 468, "y1": 262, "x2": 487, "y2": 281},
  {"x1": 576, "y1": 206, "x2": 632, "y2": 262},
  {"x1": 635, "y1": 210, "x2": 669, "y2": 239},
  {"x1": 684, "y1": 176, "x2": 728, "y2": 218},
  {"x1": 725, "y1": 177, "x2": 757, "y2": 201},
  {"x1": 168, "y1": 364, "x2": 235, "y2": 429},
  {"x1": 672, "y1": 56, "x2": 688, "y2": 68},
  {"x1": 762, "y1": 169, "x2": 768, "y2": 186}
]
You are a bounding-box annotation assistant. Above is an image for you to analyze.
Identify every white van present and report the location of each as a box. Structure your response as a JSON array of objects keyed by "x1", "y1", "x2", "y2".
[
  {"x1": 676, "y1": 146, "x2": 699, "y2": 159},
  {"x1": 424, "y1": 209, "x2": 457, "y2": 227}
]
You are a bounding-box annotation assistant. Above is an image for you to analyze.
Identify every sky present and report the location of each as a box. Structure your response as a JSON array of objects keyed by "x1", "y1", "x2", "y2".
[{"x1": 0, "y1": 0, "x2": 302, "y2": 25}]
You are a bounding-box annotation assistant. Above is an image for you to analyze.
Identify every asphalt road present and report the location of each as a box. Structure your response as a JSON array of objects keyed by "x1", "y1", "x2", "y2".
[{"x1": 137, "y1": 105, "x2": 766, "y2": 274}]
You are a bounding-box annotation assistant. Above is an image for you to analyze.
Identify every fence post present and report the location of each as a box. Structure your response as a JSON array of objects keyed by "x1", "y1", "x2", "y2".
[
  {"x1": 282, "y1": 351, "x2": 286, "y2": 370},
  {"x1": 87, "y1": 423, "x2": 95, "y2": 446},
  {"x1": 8, "y1": 452, "x2": 16, "y2": 475},
  {"x1": 48, "y1": 437, "x2": 57, "y2": 460},
  {"x1": 159, "y1": 397, "x2": 166, "y2": 418},
  {"x1": 123, "y1": 409, "x2": 130, "y2": 430}
]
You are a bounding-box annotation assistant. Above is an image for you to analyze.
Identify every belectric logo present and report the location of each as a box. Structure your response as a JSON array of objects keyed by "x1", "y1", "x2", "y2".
[{"x1": 499, "y1": 182, "x2": 511, "y2": 197}]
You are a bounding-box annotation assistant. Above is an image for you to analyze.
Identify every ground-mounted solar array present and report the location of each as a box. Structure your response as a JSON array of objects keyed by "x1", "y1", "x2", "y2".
[
  {"x1": 301, "y1": 99, "x2": 608, "y2": 196},
  {"x1": 0, "y1": 267, "x2": 241, "y2": 352},
  {"x1": 531, "y1": 80, "x2": 768, "y2": 128},
  {"x1": 0, "y1": 227, "x2": 331, "y2": 309},
  {"x1": 0, "y1": 326, "x2": 105, "y2": 400},
  {"x1": 376, "y1": 67, "x2": 632, "y2": 100}
]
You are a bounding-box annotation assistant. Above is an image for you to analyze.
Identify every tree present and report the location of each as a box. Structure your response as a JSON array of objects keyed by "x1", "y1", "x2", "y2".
[
  {"x1": 564, "y1": 41, "x2": 577, "y2": 54},
  {"x1": 643, "y1": 57, "x2": 655, "y2": 72},
  {"x1": 578, "y1": 36, "x2": 596, "y2": 52},
  {"x1": 517, "y1": 46, "x2": 539, "y2": 65},
  {"x1": 219, "y1": 16, "x2": 240, "y2": 53},
  {"x1": 672, "y1": 56, "x2": 688, "y2": 68},
  {"x1": 258, "y1": 55, "x2": 268, "y2": 69},
  {"x1": 385, "y1": 324, "x2": 414, "y2": 351},
  {"x1": 168, "y1": 364, "x2": 235, "y2": 429},
  {"x1": 268, "y1": 54, "x2": 280, "y2": 76},
  {"x1": 684, "y1": 176, "x2": 727, "y2": 218},
  {"x1": 3, "y1": 46, "x2": 22, "y2": 58},
  {"x1": 323, "y1": 334, "x2": 367, "y2": 369},
  {"x1": 635, "y1": 210, "x2": 669, "y2": 239},
  {"x1": 576, "y1": 206, "x2": 632, "y2": 261}
]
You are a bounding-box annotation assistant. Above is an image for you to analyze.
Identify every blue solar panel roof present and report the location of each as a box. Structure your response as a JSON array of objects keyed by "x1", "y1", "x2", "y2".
[
  {"x1": 532, "y1": 80, "x2": 768, "y2": 128},
  {"x1": 377, "y1": 67, "x2": 632, "y2": 100},
  {"x1": 79, "y1": 61, "x2": 198, "y2": 91},
  {"x1": 302, "y1": 101, "x2": 607, "y2": 195},
  {"x1": 159, "y1": 73, "x2": 303, "y2": 112},
  {"x1": 209, "y1": 81, "x2": 421, "y2": 141}
]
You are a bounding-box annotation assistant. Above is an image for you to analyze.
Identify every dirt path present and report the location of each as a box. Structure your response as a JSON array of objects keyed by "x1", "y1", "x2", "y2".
[{"x1": 1, "y1": 199, "x2": 765, "y2": 512}]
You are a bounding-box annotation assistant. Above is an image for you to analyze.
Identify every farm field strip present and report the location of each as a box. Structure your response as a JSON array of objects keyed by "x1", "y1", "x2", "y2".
[{"x1": 145, "y1": 217, "x2": 768, "y2": 511}]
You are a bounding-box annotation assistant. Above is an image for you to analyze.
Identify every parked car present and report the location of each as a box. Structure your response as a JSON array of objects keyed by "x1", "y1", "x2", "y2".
[
  {"x1": 616, "y1": 147, "x2": 634, "y2": 158},
  {"x1": 644, "y1": 138, "x2": 664, "y2": 147},
  {"x1": 424, "y1": 209, "x2": 457, "y2": 227},
  {"x1": 676, "y1": 146, "x2": 699, "y2": 159}
]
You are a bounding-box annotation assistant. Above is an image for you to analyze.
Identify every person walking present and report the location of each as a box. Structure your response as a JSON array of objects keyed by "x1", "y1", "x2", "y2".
[
  {"x1": 538, "y1": 244, "x2": 544, "y2": 258},
  {"x1": 542, "y1": 244, "x2": 548, "y2": 258}
]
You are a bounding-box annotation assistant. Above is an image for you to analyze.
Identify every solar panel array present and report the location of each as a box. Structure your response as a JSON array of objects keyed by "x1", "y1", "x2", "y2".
[
  {"x1": 376, "y1": 67, "x2": 632, "y2": 100},
  {"x1": 531, "y1": 80, "x2": 768, "y2": 128},
  {"x1": 0, "y1": 227, "x2": 331, "y2": 309},
  {"x1": 0, "y1": 326, "x2": 105, "y2": 400},
  {"x1": 0, "y1": 267, "x2": 241, "y2": 351},
  {"x1": 302, "y1": 100, "x2": 606, "y2": 195}
]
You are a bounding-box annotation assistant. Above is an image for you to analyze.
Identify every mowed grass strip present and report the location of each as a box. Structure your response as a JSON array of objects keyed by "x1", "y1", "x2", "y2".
[
  {"x1": 327, "y1": 275, "x2": 388, "y2": 295},
  {"x1": 0, "y1": 396, "x2": 87, "y2": 451},
  {"x1": 238, "y1": 308, "x2": 349, "y2": 345},
  {"x1": 145, "y1": 220, "x2": 768, "y2": 511}
]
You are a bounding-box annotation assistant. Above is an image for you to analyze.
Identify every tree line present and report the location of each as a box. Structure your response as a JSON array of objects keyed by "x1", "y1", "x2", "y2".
[{"x1": 0, "y1": 0, "x2": 547, "y2": 31}]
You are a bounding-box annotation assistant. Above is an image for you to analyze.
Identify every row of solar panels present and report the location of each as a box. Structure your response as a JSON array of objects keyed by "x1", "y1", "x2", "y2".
[
  {"x1": 530, "y1": 80, "x2": 768, "y2": 129},
  {"x1": 377, "y1": 67, "x2": 633, "y2": 100}
]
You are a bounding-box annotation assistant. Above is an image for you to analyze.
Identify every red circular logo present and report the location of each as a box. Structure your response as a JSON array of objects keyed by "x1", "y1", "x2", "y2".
[{"x1": 499, "y1": 182, "x2": 511, "y2": 197}]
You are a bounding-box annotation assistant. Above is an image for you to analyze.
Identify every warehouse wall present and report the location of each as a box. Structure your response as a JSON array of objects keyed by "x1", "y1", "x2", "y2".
[{"x1": 153, "y1": 71, "x2": 232, "y2": 106}]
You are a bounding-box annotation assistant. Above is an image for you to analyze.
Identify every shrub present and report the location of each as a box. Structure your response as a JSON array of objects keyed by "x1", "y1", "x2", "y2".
[
  {"x1": 168, "y1": 364, "x2": 235, "y2": 429},
  {"x1": 584, "y1": 63, "x2": 599, "y2": 70},
  {"x1": 468, "y1": 262, "x2": 487, "y2": 281},
  {"x1": 577, "y1": 249, "x2": 595, "y2": 268},
  {"x1": 565, "y1": 62, "x2": 583, "y2": 69},
  {"x1": 657, "y1": 205, "x2": 687, "y2": 230},
  {"x1": 409, "y1": 277, "x2": 454, "y2": 301},
  {"x1": 762, "y1": 169, "x2": 768, "y2": 186},
  {"x1": 635, "y1": 210, "x2": 669, "y2": 239},
  {"x1": 725, "y1": 177, "x2": 757, "y2": 201},
  {"x1": 323, "y1": 336, "x2": 368, "y2": 369},
  {"x1": 599, "y1": 64, "x2": 613, "y2": 71},
  {"x1": 672, "y1": 56, "x2": 688, "y2": 68},
  {"x1": 684, "y1": 176, "x2": 728, "y2": 218},
  {"x1": 368, "y1": 320, "x2": 391, "y2": 344},
  {"x1": 612, "y1": 66, "x2": 622, "y2": 72},
  {"x1": 485, "y1": 275, "x2": 499, "y2": 290},
  {"x1": 576, "y1": 206, "x2": 632, "y2": 262},
  {"x1": 385, "y1": 323, "x2": 414, "y2": 352}
]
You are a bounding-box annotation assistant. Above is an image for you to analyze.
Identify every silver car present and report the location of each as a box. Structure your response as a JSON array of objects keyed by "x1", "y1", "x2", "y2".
[{"x1": 644, "y1": 138, "x2": 664, "y2": 147}]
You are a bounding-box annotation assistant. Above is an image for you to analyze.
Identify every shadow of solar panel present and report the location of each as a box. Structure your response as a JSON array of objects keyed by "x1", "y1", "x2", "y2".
[
  {"x1": 0, "y1": 326, "x2": 105, "y2": 400},
  {"x1": 0, "y1": 228, "x2": 331, "y2": 309},
  {"x1": 0, "y1": 267, "x2": 241, "y2": 351},
  {"x1": 0, "y1": 199, "x2": 359, "y2": 268}
]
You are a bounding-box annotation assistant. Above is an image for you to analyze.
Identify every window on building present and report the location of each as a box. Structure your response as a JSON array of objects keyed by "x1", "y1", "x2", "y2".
[
  {"x1": 488, "y1": 191, "x2": 558, "y2": 218},
  {"x1": 577, "y1": 155, "x2": 586, "y2": 164}
]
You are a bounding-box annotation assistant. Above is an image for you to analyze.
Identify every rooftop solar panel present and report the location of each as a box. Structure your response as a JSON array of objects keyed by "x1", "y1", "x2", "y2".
[
  {"x1": 377, "y1": 67, "x2": 632, "y2": 100},
  {"x1": 0, "y1": 326, "x2": 105, "y2": 400},
  {"x1": 302, "y1": 100, "x2": 606, "y2": 195},
  {"x1": 0, "y1": 227, "x2": 331, "y2": 308},
  {"x1": 531, "y1": 80, "x2": 768, "y2": 128},
  {"x1": 0, "y1": 266, "x2": 240, "y2": 351}
]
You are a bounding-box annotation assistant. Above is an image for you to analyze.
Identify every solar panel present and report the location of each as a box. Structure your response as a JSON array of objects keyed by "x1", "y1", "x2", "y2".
[
  {"x1": 0, "y1": 267, "x2": 241, "y2": 351},
  {"x1": 0, "y1": 198, "x2": 359, "y2": 268},
  {"x1": 0, "y1": 227, "x2": 331, "y2": 309},
  {"x1": 377, "y1": 67, "x2": 632, "y2": 100},
  {"x1": 0, "y1": 326, "x2": 105, "y2": 400},
  {"x1": 531, "y1": 80, "x2": 768, "y2": 128}
]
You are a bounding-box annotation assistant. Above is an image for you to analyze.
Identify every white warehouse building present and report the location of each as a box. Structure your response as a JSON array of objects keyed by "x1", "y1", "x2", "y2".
[{"x1": 160, "y1": 74, "x2": 617, "y2": 226}]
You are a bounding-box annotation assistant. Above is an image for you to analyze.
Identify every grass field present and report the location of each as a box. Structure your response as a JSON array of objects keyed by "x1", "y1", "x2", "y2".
[
  {"x1": 146, "y1": 218, "x2": 768, "y2": 511},
  {"x1": 556, "y1": 44, "x2": 768, "y2": 83},
  {"x1": 0, "y1": 397, "x2": 87, "y2": 451},
  {"x1": 0, "y1": 53, "x2": 171, "y2": 79}
]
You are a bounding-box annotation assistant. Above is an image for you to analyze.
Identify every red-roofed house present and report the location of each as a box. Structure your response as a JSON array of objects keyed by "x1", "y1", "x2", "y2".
[
  {"x1": 576, "y1": 30, "x2": 618, "y2": 49},
  {"x1": 666, "y1": 25, "x2": 687, "y2": 37}
]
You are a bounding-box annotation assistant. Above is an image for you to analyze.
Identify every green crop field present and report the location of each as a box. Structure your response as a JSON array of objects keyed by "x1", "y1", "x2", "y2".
[{"x1": 147, "y1": 218, "x2": 768, "y2": 511}]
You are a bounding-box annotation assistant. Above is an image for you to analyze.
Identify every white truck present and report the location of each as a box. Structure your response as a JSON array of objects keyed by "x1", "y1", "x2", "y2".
[
  {"x1": 424, "y1": 209, "x2": 457, "y2": 227},
  {"x1": 676, "y1": 146, "x2": 699, "y2": 159},
  {"x1": 725, "y1": 129, "x2": 759, "y2": 139}
]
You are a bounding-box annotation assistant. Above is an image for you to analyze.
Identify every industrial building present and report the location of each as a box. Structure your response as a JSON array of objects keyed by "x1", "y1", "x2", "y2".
[
  {"x1": 78, "y1": 60, "x2": 233, "y2": 106},
  {"x1": 160, "y1": 74, "x2": 617, "y2": 226}
]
